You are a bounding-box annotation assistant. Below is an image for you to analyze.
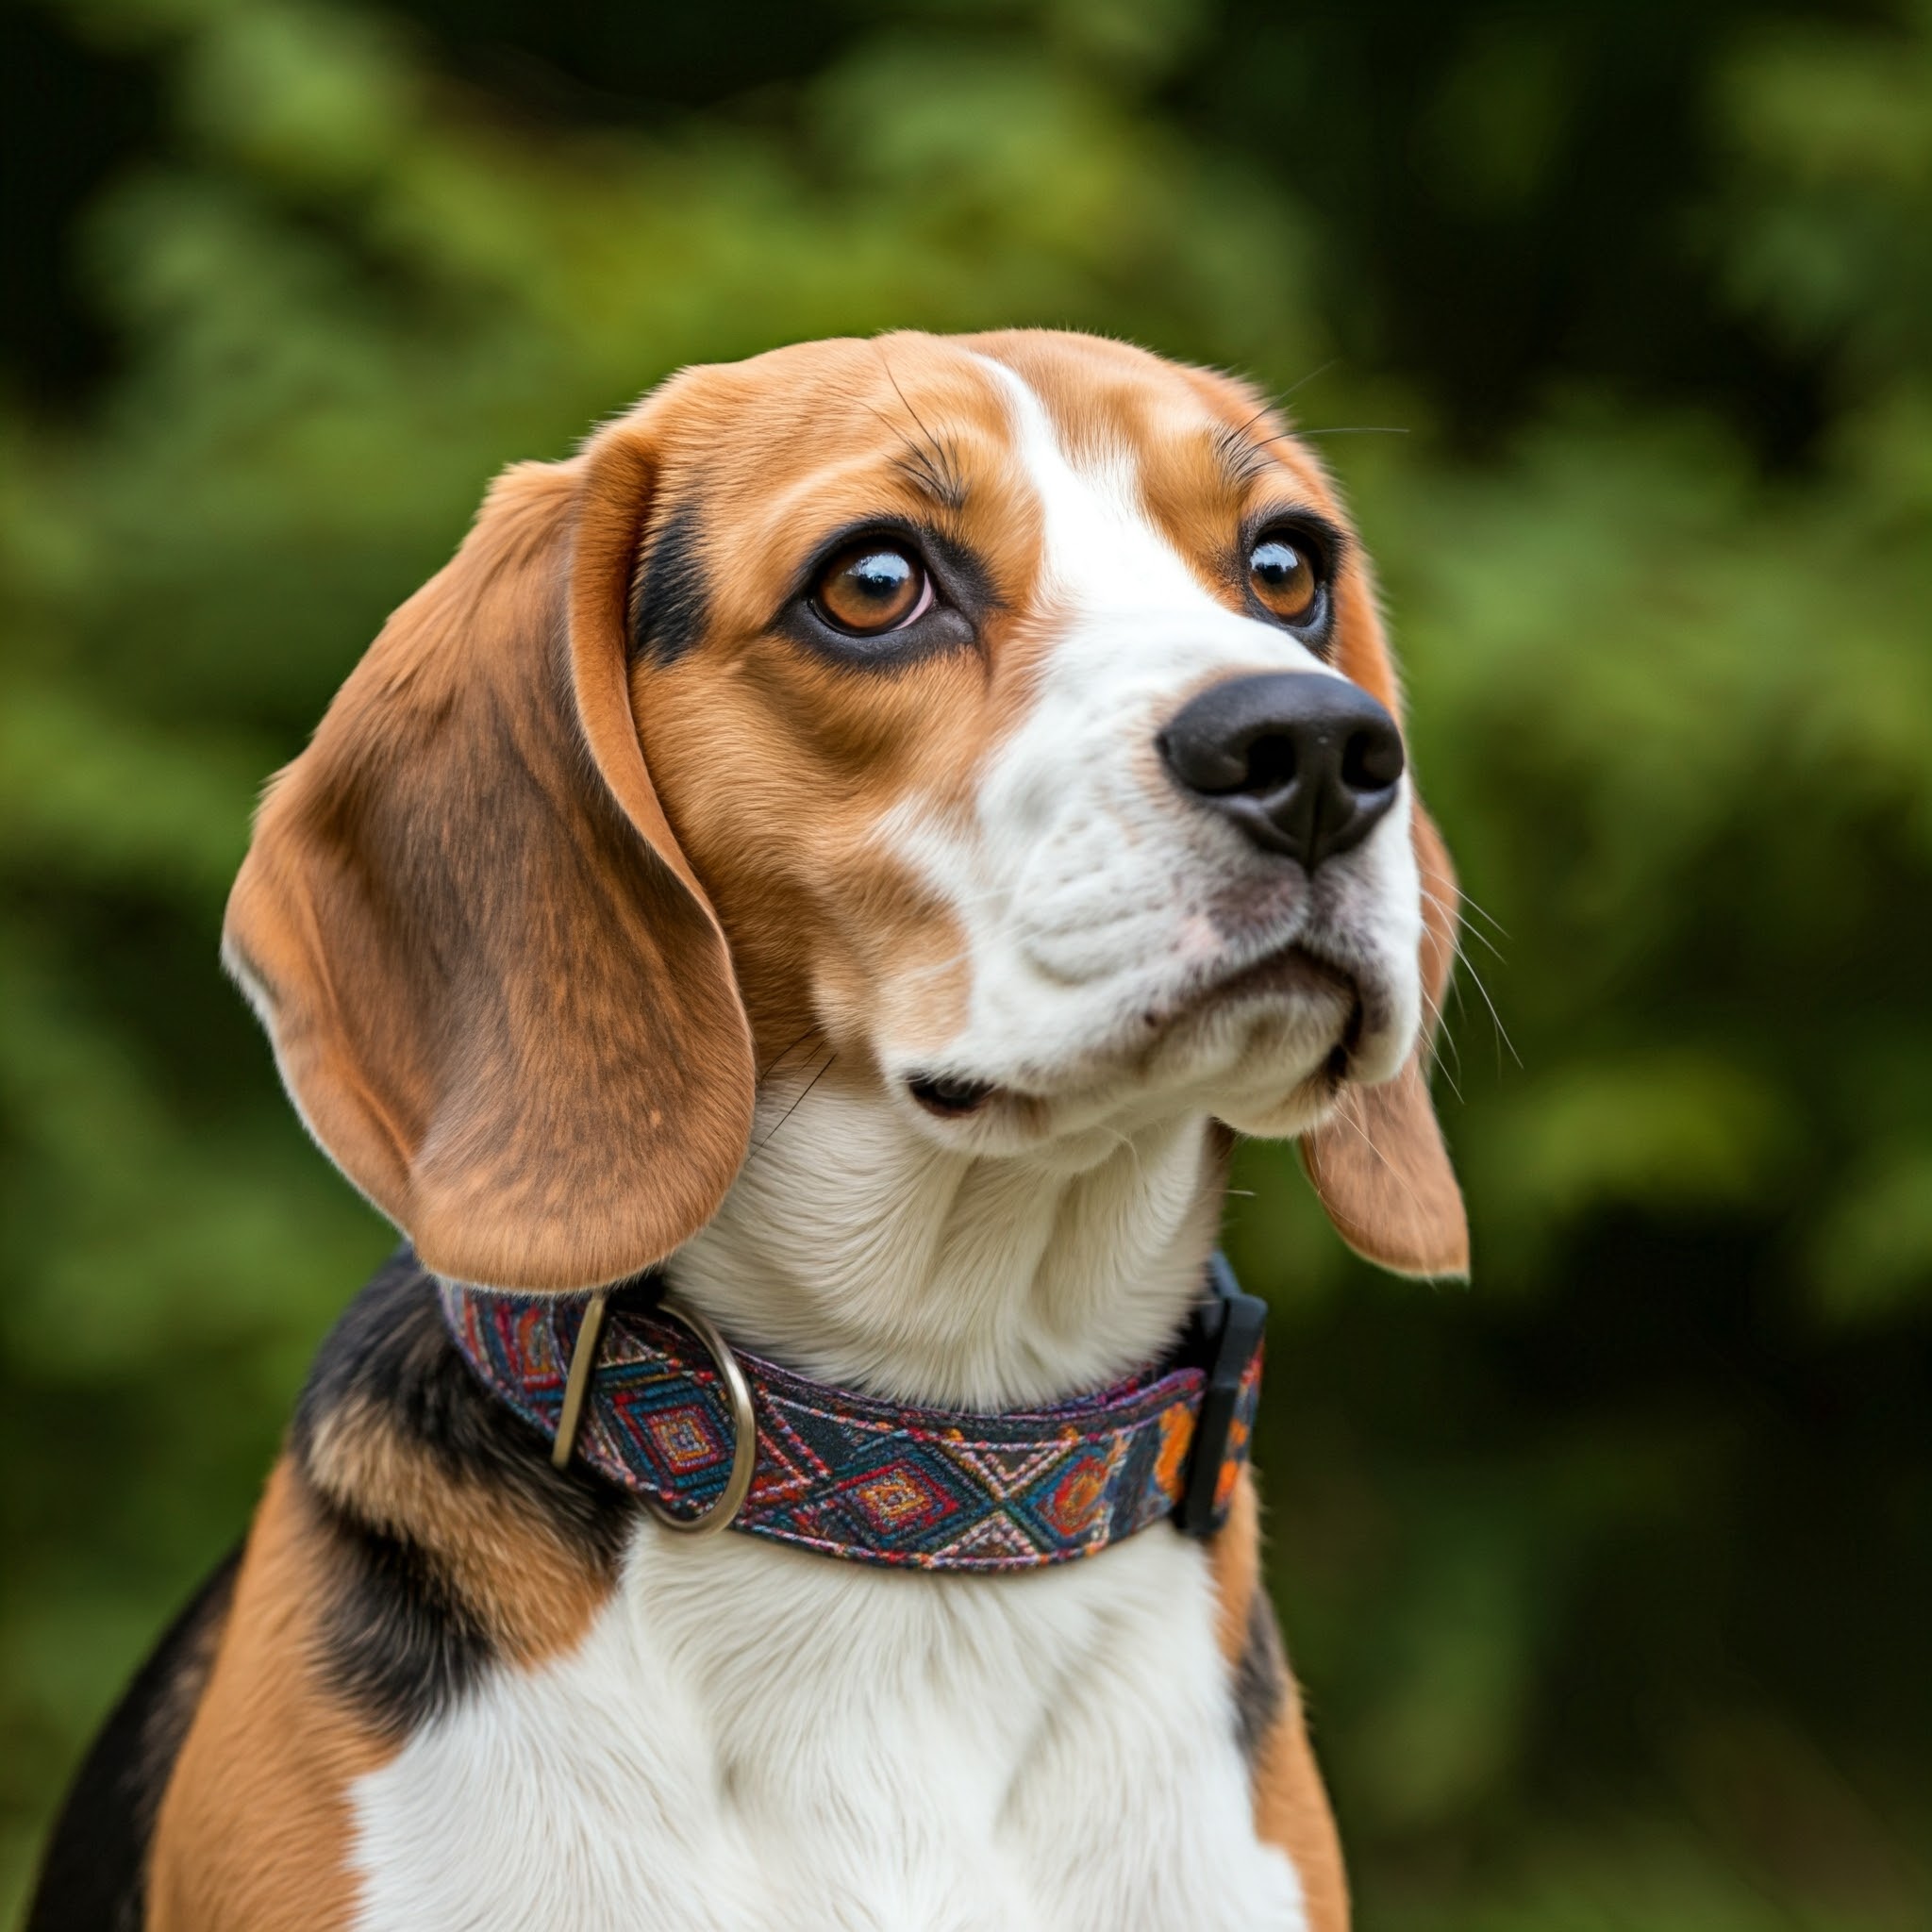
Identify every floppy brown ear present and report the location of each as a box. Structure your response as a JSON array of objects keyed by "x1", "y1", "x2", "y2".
[
  {"x1": 1299, "y1": 801, "x2": 1469, "y2": 1277},
  {"x1": 223, "y1": 422, "x2": 756, "y2": 1291}
]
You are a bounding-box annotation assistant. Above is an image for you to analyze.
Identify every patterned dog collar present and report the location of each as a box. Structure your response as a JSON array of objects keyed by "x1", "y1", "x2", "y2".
[{"x1": 440, "y1": 1257, "x2": 1265, "y2": 1572}]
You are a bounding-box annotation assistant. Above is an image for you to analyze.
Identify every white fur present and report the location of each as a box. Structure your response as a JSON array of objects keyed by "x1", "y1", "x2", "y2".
[
  {"x1": 343, "y1": 358, "x2": 1416, "y2": 1928},
  {"x1": 350, "y1": 1524, "x2": 1303, "y2": 1932},
  {"x1": 677, "y1": 1091, "x2": 1217, "y2": 1409}
]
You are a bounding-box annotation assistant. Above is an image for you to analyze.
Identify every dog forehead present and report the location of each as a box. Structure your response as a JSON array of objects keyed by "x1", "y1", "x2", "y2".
[
  {"x1": 968, "y1": 330, "x2": 1258, "y2": 459},
  {"x1": 962, "y1": 331, "x2": 1346, "y2": 531},
  {"x1": 636, "y1": 328, "x2": 1331, "y2": 519},
  {"x1": 644, "y1": 332, "x2": 1008, "y2": 483}
]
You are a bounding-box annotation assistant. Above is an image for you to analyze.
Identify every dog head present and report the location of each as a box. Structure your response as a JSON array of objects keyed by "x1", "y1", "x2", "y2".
[{"x1": 225, "y1": 330, "x2": 1465, "y2": 1293}]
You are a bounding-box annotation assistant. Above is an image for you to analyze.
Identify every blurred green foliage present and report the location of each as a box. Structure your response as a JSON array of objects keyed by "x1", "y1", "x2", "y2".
[{"x1": 3, "y1": 0, "x2": 1928, "y2": 1923}]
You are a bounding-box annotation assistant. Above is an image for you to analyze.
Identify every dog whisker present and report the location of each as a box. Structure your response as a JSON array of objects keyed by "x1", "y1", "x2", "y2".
[
  {"x1": 1419, "y1": 864, "x2": 1510, "y2": 940},
  {"x1": 1418, "y1": 985, "x2": 1465, "y2": 1104},
  {"x1": 757, "y1": 1021, "x2": 825, "y2": 1087},
  {"x1": 1279, "y1": 425, "x2": 1409, "y2": 440},
  {"x1": 1420, "y1": 885, "x2": 1507, "y2": 967},
  {"x1": 1454, "y1": 951, "x2": 1520, "y2": 1071},
  {"x1": 750, "y1": 1045, "x2": 840, "y2": 1157}
]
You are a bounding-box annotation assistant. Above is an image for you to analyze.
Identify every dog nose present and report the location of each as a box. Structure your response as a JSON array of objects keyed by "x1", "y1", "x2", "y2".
[{"x1": 1157, "y1": 672, "x2": 1405, "y2": 870}]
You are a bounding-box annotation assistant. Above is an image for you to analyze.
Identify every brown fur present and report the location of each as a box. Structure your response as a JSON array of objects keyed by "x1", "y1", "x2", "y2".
[
  {"x1": 303, "y1": 1398, "x2": 612, "y2": 1667},
  {"x1": 1210, "y1": 1472, "x2": 1351, "y2": 1930},
  {"x1": 148, "y1": 1465, "x2": 393, "y2": 1931}
]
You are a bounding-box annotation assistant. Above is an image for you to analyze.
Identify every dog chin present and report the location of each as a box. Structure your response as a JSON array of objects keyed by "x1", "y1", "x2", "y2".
[
  {"x1": 1179, "y1": 1013, "x2": 1349, "y2": 1141},
  {"x1": 1214, "y1": 1076, "x2": 1343, "y2": 1140},
  {"x1": 1180, "y1": 968, "x2": 1419, "y2": 1141}
]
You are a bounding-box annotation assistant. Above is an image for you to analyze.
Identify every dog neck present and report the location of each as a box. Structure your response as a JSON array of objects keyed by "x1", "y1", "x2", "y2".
[{"x1": 669, "y1": 1080, "x2": 1226, "y2": 1411}]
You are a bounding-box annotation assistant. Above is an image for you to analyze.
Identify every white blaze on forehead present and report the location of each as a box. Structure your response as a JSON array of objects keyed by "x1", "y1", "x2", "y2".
[
  {"x1": 974, "y1": 353, "x2": 1226, "y2": 618},
  {"x1": 970, "y1": 352, "x2": 1334, "y2": 712}
]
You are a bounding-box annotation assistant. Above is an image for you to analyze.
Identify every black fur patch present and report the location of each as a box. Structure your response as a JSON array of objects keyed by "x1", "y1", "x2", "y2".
[
  {"x1": 304, "y1": 1502, "x2": 496, "y2": 1740},
  {"x1": 25, "y1": 1550, "x2": 239, "y2": 1932},
  {"x1": 632, "y1": 501, "x2": 709, "y2": 662},
  {"x1": 290, "y1": 1248, "x2": 635, "y2": 1738},
  {"x1": 1232, "y1": 1581, "x2": 1290, "y2": 1765}
]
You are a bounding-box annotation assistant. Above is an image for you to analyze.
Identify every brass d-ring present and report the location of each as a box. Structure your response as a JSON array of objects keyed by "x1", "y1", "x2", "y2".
[
  {"x1": 551, "y1": 1291, "x2": 611, "y2": 1474},
  {"x1": 642, "y1": 1292, "x2": 758, "y2": 1537}
]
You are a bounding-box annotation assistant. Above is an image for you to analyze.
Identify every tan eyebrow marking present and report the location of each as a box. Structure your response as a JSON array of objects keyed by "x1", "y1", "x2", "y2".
[
  {"x1": 873, "y1": 346, "x2": 971, "y2": 512},
  {"x1": 891, "y1": 441, "x2": 969, "y2": 512},
  {"x1": 1209, "y1": 417, "x2": 1281, "y2": 493}
]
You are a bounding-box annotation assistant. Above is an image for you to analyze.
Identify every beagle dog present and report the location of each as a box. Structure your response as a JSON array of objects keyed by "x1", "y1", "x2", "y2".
[{"x1": 28, "y1": 328, "x2": 1465, "y2": 1932}]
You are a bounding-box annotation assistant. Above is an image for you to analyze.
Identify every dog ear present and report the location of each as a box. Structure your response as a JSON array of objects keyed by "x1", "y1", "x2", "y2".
[
  {"x1": 1299, "y1": 797, "x2": 1469, "y2": 1279},
  {"x1": 223, "y1": 421, "x2": 756, "y2": 1291},
  {"x1": 1297, "y1": 558, "x2": 1470, "y2": 1279}
]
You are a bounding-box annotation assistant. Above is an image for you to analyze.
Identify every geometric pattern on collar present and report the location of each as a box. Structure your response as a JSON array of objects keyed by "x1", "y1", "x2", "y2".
[{"x1": 439, "y1": 1264, "x2": 1263, "y2": 1573}]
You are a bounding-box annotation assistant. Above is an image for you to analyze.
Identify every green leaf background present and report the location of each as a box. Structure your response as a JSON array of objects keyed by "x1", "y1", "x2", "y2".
[{"x1": 3, "y1": 0, "x2": 1927, "y2": 1922}]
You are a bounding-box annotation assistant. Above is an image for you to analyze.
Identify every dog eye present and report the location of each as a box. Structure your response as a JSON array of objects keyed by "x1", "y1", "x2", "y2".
[
  {"x1": 813, "y1": 542, "x2": 933, "y2": 635},
  {"x1": 1248, "y1": 535, "x2": 1320, "y2": 625}
]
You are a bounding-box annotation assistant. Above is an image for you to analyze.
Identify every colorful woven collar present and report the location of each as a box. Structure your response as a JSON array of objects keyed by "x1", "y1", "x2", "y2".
[{"x1": 439, "y1": 1256, "x2": 1265, "y2": 1573}]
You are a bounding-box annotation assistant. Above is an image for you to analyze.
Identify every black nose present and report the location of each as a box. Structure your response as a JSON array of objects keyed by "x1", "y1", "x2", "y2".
[{"x1": 1156, "y1": 672, "x2": 1405, "y2": 870}]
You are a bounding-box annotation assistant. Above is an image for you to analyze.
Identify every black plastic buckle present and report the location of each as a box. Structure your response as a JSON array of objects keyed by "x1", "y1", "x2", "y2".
[{"x1": 1174, "y1": 1252, "x2": 1268, "y2": 1538}]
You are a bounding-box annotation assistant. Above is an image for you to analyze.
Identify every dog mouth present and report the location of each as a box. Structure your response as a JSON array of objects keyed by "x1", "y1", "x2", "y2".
[
  {"x1": 1174, "y1": 938, "x2": 1368, "y2": 1075},
  {"x1": 908, "y1": 1072, "x2": 998, "y2": 1118},
  {"x1": 905, "y1": 942, "x2": 1366, "y2": 1123},
  {"x1": 1190, "y1": 939, "x2": 1357, "y2": 1012}
]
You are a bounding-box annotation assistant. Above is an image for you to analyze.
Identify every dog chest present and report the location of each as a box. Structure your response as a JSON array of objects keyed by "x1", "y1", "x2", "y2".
[{"x1": 345, "y1": 1518, "x2": 1307, "y2": 1931}]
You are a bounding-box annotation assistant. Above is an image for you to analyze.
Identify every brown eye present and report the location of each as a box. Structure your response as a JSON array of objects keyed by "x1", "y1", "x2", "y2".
[
  {"x1": 814, "y1": 542, "x2": 931, "y2": 635},
  {"x1": 1248, "y1": 536, "x2": 1319, "y2": 624}
]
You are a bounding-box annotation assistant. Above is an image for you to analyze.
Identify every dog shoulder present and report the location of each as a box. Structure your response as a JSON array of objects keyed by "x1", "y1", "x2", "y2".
[
  {"x1": 139, "y1": 1253, "x2": 634, "y2": 1930},
  {"x1": 287, "y1": 1250, "x2": 636, "y2": 1725}
]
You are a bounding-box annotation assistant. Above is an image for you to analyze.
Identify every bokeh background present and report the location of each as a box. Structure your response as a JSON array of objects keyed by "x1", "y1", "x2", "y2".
[{"x1": 4, "y1": 0, "x2": 1929, "y2": 1922}]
